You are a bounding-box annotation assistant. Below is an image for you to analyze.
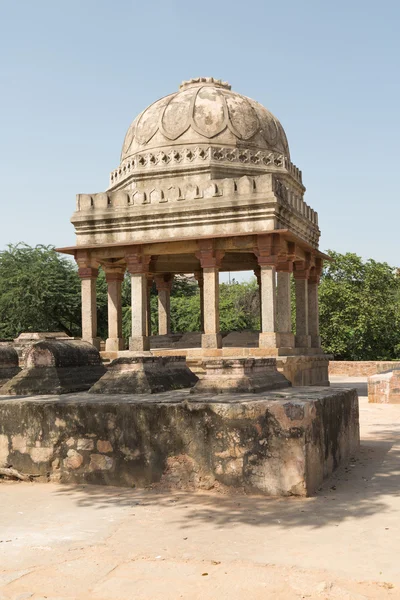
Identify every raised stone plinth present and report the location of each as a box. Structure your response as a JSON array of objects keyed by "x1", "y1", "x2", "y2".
[
  {"x1": 0, "y1": 387, "x2": 359, "y2": 496},
  {"x1": 276, "y1": 355, "x2": 330, "y2": 387},
  {"x1": 368, "y1": 369, "x2": 400, "y2": 403},
  {"x1": 1, "y1": 340, "x2": 105, "y2": 396},
  {"x1": 191, "y1": 357, "x2": 290, "y2": 394},
  {"x1": 89, "y1": 356, "x2": 198, "y2": 394},
  {"x1": 13, "y1": 331, "x2": 71, "y2": 367},
  {"x1": 0, "y1": 345, "x2": 20, "y2": 388}
]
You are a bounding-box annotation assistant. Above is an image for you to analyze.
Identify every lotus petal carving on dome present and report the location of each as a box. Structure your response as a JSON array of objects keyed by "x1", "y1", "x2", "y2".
[
  {"x1": 191, "y1": 86, "x2": 228, "y2": 139},
  {"x1": 120, "y1": 79, "x2": 290, "y2": 163},
  {"x1": 135, "y1": 95, "x2": 173, "y2": 145},
  {"x1": 223, "y1": 91, "x2": 260, "y2": 140},
  {"x1": 160, "y1": 88, "x2": 193, "y2": 140}
]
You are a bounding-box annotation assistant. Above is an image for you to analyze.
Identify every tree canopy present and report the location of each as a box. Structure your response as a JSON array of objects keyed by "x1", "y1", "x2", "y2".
[
  {"x1": 0, "y1": 244, "x2": 82, "y2": 339},
  {"x1": 319, "y1": 251, "x2": 400, "y2": 360}
]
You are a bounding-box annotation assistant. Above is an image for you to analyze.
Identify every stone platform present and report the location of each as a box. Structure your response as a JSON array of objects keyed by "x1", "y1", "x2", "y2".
[
  {"x1": 100, "y1": 349, "x2": 330, "y2": 388},
  {"x1": 0, "y1": 386, "x2": 359, "y2": 496}
]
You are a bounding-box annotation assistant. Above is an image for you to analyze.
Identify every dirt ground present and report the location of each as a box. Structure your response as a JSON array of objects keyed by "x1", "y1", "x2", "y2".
[{"x1": 1, "y1": 377, "x2": 400, "y2": 600}]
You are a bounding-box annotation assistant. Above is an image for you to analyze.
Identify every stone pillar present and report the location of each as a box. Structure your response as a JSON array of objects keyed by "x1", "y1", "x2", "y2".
[
  {"x1": 308, "y1": 266, "x2": 321, "y2": 348},
  {"x1": 125, "y1": 251, "x2": 151, "y2": 352},
  {"x1": 276, "y1": 267, "x2": 295, "y2": 348},
  {"x1": 146, "y1": 275, "x2": 153, "y2": 337},
  {"x1": 104, "y1": 268, "x2": 125, "y2": 352},
  {"x1": 258, "y1": 264, "x2": 280, "y2": 348},
  {"x1": 196, "y1": 242, "x2": 224, "y2": 349},
  {"x1": 254, "y1": 267, "x2": 262, "y2": 331},
  {"x1": 254, "y1": 234, "x2": 282, "y2": 349},
  {"x1": 77, "y1": 263, "x2": 100, "y2": 350},
  {"x1": 194, "y1": 271, "x2": 204, "y2": 333},
  {"x1": 154, "y1": 274, "x2": 173, "y2": 335},
  {"x1": 293, "y1": 262, "x2": 311, "y2": 348}
]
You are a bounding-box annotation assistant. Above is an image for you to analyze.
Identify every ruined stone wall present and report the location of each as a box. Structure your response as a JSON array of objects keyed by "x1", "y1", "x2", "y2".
[
  {"x1": 0, "y1": 388, "x2": 359, "y2": 496},
  {"x1": 329, "y1": 361, "x2": 400, "y2": 377}
]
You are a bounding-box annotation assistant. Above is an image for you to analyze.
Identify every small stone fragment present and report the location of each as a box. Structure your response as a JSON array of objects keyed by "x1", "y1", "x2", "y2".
[
  {"x1": 64, "y1": 449, "x2": 83, "y2": 470},
  {"x1": 97, "y1": 440, "x2": 113, "y2": 453}
]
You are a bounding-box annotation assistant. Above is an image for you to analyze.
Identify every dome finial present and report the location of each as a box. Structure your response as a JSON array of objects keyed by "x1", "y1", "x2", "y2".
[{"x1": 179, "y1": 77, "x2": 231, "y2": 91}]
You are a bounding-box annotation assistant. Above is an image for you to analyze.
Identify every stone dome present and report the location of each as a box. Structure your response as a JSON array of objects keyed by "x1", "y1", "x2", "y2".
[{"x1": 121, "y1": 77, "x2": 290, "y2": 163}]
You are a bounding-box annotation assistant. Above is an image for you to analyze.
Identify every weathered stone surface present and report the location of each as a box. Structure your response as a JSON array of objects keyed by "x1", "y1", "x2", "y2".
[
  {"x1": 0, "y1": 345, "x2": 20, "y2": 388},
  {"x1": 222, "y1": 331, "x2": 259, "y2": 348},
  {"x1": 64, "y1": 449, "x2": 83, "y2": 470},
  {"x1": 277, "y1": 355, "x2": 330, "y2": 386},
  {"x1": 1, "y1": 340, "x2": 106, "y2": 396},
  {"x1": 0, "y1": 387, "x2": 359, "y2": 495},
  {"x1": 12, "y1": 331, "x2": 71, "y2": 368},
  {"x1": 368, "y1": 369, "x2": 400, "y2": 403},
  {"x1": 330, "y1": 360, "x2": 400, "y2": 377},
  {"x1": 191, "y1": 357, "x2": 290, "y2": 394},
  {"x1": 89, "y1": 356, "x2": 198, "y2": 394}
]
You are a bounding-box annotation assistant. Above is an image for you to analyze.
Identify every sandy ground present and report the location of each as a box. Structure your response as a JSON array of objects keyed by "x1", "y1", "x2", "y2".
[{"x1": 1, "y1": 377, "x2": 400, "y2": 599}]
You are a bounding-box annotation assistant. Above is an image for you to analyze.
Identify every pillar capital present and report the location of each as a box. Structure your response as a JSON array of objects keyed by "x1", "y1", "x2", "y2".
[
  {"x1": 103, "y1": 266, "x2": 125, "y2": 283},
  {"x1": 78, "y1": 266, "x2": 98, "y2": 280},
  {"x1": 196, "y1": 240, "x2": 225, "y2": 269},
  {"x1": 308, "y1": 257, "x2": 323, "y2": 284},
  {"x1": 276, "y1": 260, "x2": 293, "y2": 273},
  {"x1": 125, "y1": 250, "x2": 151, "y2": 274},
  {"x1": 75, "y1": 250, "x2": 98, "y2": 279},
  {"x1": 254, "y1": 233, "x2": 281, "y2": 266},
  {"x1": 293, "y1": 260, "x2": 311, "y2": 280},
  {"x1": 154, "y1": 274, "x2": 173, "y2": 292}
]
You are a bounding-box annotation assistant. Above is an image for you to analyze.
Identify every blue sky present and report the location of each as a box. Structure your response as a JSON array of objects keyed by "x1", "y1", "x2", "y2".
[{"x1": 1, "y1": 0, "x2": 399, "y2": 274}]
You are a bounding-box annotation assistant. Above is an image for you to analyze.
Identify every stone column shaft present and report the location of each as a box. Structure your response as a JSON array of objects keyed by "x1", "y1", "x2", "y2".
[
  {"x1": 155, "y1": 275, "x2": 173, "y2": 336},
  {"x1": 146, "y1": 277, "x2": 153, "y2": 337},
  {"x1": 194, "y1": 271, "x2": 205, "y2": 333},
  {"x1": 105, "y1": 270, "x2": 124, "y2": 352},
  {"x1": 308, "y1": 280, "x2": 321, "y2": 348},
  {"x1": 254, "y1": 267, "x2": 262, "y2": 331},
  {"x1": 294, "y1": 277, "x2": 311, "y2": 348},
  {"x1": 258, "y1": 265, "x2": 281, "y2": 348},
  {"x1": 126, "y1": 252, "x2": 151, "y2": 352},
  {"x1": 196, "y1": 243, "x2": 224, "y2": 349},
  {"x1": 202, "y1": 267, "x2": 221, "y2": 348},
  {"x1": 275, "y1": 271, "x2": 295, "y2": 348},
  {"x1": 78, "y1": 266, "x2": 100, "y2": 350}
]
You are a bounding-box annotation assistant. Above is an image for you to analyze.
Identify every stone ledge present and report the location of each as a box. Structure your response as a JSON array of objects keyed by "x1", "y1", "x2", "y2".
[{"x1": 0, "y1": 387, "x2": 359, "y2": 496}]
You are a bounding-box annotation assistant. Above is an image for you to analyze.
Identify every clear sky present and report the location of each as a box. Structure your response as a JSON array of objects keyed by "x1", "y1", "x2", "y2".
[{"x1": 1, "y1": 0, "x2": 399, "y2": 274}]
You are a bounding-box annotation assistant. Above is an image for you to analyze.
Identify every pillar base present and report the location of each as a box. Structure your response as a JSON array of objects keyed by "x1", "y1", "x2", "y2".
[
  {"x1": 259, "y1": 332, "x2": 295, "y2": 349},
  {"x1": 295, "y1": 335, "x2": 312, "y2": 348},
  {"x1": 105, "y1": 337, "x2": 125, "y2": 352},
  {"x1": 201, "y1": 333, "x2": 222, "y2": 349},
  {"x1": 83, "y1": 337, "x2": 101, "y2": 350},
  {"x1": 129, "y1": 336, "x2": 150, "y2": 352},
  {"x1": 311, "y1": 335, "x2": 322, "y2": 349}
]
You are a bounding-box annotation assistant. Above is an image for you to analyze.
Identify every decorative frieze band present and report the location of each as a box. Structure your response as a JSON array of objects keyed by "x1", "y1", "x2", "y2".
[
  {"x1": 109, "y1": 146, "x2": 303, "y2": 188},
  {"x1": 76, "y1": 174, "x2": 318, "y2": 226}
]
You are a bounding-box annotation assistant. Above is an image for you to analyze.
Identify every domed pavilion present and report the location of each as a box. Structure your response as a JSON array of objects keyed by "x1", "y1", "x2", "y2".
[{"x1": 58, "y1": 77, "x2": 327, "y2": 361}]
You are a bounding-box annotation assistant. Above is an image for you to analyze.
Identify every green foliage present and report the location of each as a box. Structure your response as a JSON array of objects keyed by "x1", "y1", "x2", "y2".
[
  {"x1": 319, "y1": 251, "x2": 400, "y2": 360},
  {"x1": 219, "y1": 280, "x2": 260, "y2": 332},
  {"x1": 0, "y1": 243, "x2": 81, "y2": 338},
  {"x1": 170, "y1": 294, "x2": 201, "y2": 332}
]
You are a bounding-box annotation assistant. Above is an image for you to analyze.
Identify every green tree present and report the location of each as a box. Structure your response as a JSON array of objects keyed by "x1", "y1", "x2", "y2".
[
  {"x1": 319, "y1": 251, "x2": 400, "y2": 360},
  {"x1": 0, "y1": 243, "x2": 82, "y2": 339}
]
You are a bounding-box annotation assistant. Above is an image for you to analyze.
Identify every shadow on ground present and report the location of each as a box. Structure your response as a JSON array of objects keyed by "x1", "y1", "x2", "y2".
[{"x1": 53, "y1": 434, "x2": 400, "y2": 531}]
